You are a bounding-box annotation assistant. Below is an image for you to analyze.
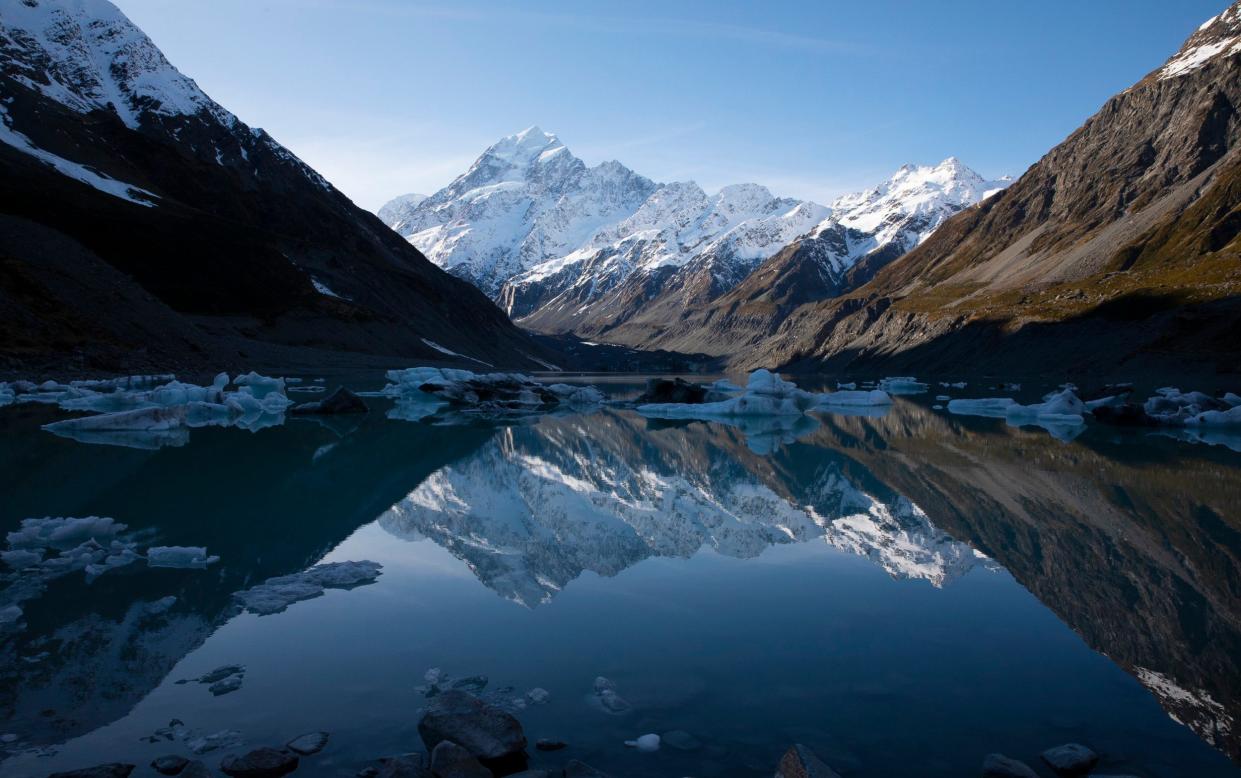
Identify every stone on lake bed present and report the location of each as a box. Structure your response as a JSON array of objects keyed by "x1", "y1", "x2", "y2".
[
  {"x1": 179, "y1": 762, "x2": 213, "y2": 778},
  {"x1": 1040, "y1": 743, "x2": 1099, "y2": 774},
  {"x1": 49, "y1": 765, "x2": 136, "y2": 778},
  {"x1": 526, "y1": 687, "x2": 550, "y2": 704},
  {"x1": 197, "y1": 664, "x2": 245, "y2": 684},
  {"x1": 219, "y1": 747, "x2": 299, "y2": 778},
  {"x1": 592, "y1": 676, "x2": 614, "y2": 693},
  {"x1": 151, "y1": 754, "x2": 190, "y2": 775},
  {"x1": 563, "y1": 761, "x2": 612, "y2": 778},
  {"x1": 982, "y1": 753, "x2": 1039, "y2": 778},
  {"x1": 373, "y1": 753, "x2": 429, "y2": 778},
  {"x1": 286, "y1": 731, "x2": 330, "y2": 755},
  {"x1": 431, "y1": 740, "x2": 491, "y2": 778},
  {"x1": 416, "y1": 689, "x2": 526, "y2": 760},
  {"x1": 775, "y1": 744, "x2": 842, "y2": 778},
  {"x1": 660, "y1": 729, "x2": 701, "y2": 751},
  {"x1": 209, "y1": 675, "x2": 244, "y2": 696},
  {"x1": 597, "y1": 688, "x2": 630, "y2": 713}
]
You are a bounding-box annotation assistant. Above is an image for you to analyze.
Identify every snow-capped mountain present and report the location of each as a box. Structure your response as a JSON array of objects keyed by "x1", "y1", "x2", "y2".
[
  {"x1": 377, "y1": 414, "x2": 990, "y2": 606},
  {"x1": 0, "y1": 0, "x2": 550, "y2": 371},
  {"x1": 388, "y1": 127, "x2": 659, "y2": 295},
  {"x1": 376, "y1": 192, "x2": 426, "y2": 226},
  {"x1": 381, "y1": 127, "x2": 832, "y2": 310},
  {"x1": 803, "y1": 157, "x2": 1012, "y2": 284},
  {"x1": 381, "y1": 128, "x2": 1008, "y2": 348}
]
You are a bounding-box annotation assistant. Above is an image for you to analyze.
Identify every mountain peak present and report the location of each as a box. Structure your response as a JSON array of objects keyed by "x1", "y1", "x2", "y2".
[{"x1": 1158, "y1": 2, "x2": 1241, "y2": 80}]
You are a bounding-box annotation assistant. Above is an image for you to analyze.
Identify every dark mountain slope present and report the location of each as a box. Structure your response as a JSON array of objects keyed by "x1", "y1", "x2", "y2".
[
  {"x1": 743, "y1": 4, "x2": 1241, "y2": 377},
  {"x1": 0, "y1": 0, "x2": 553, "y2": 375}
]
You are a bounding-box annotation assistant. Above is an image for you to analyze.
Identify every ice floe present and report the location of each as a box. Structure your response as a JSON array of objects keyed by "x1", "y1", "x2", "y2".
[
  {"x1": 372, "y1": 367, "x2": 603, "y2": 417},
  {"x1": 232, "y1": 560, "x2": 383, "y2": 615},
  {"x1": 31, "y1": 372, "x2": 294, "y2": 448},
  {"x1": 878, "y1": 376, "x2": 929, "y2": 395},
  {"x1": 0, "y1": 517, "x2": 218, "y2": 621}
]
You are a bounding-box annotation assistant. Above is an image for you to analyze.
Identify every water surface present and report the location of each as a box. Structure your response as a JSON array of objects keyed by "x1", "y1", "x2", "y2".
[{"x1": 2, "y1": 378, "x2": 1240, "y2": 777}]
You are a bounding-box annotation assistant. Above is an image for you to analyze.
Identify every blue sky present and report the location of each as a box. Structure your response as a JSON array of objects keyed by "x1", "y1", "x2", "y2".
[{"x1": 114, "y1": 0, "x2": 1227, "y2": 210}]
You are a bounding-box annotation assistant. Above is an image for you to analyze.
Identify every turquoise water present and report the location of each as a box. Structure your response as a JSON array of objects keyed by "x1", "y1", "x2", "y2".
[{"x1": 2, "y1": 378, "x2": 1240, "y2": 777}]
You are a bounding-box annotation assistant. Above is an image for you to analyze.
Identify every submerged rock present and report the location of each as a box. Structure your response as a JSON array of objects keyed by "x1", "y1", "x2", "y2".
[
  {"x1": 290, "y1": 388, "x2": 368, "y2": 415},
  {"x1": 286, "y1": 732, "x2": 329, "y2": 755},
  {"x1": 151, "y1": 755, "x2": 190, "y2": 775},
  {"x1": 660, "y1": 729, "x2": 701, "y2": 751},
  {"x1": 417, "y1": 690, "x2": 526, "y2": 761},
  {"x1": 49, "y1": 765, "x2": 136, "y2": 778},
  {"x1": 775, "y1": 744, "x2": 842, "y2": 778},
  {"x1": 982, "y1": 753, "x2": 1038, "y2": 778},
  {"x1": 1040, "y1": 743, "x2": 1099, "y2": 774},
  {"x1": 198, "y1": 664, "x2": 245, "y2": 684},
  {"x1": 373, "y1": 753, "x2": 430, "y2": 778},
  {"x1": 430, "y1": 740, "x2": 490, "y2": 778},
  {"x1": 534, "y1": 739, "x2": 567, "y2": 751},
  {"x1": 219, "y1": 747, "x2": 299, "y2": 778},
  {"x1": 562, "y1": 761, "x2": 611, "y2": 778},
  {"x1": 179, "y1": 762, "x2": 213, "y2": 778}
]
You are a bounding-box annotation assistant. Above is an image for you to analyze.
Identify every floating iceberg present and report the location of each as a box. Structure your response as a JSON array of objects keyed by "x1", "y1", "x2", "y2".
[
  {"x1": 7, "y1": 516, "x2": 127, "y2": 550},
  {"x1": 947, "y1": 398, "x2": 1019, "y2": 418},
  {"x1": 376, "y1": 367, "x2": 603, "y2": 416},
  {"x1": 233, "y1": 560, "x2": 383, "y2": 615},
  {"x1": 38, "y1": 373, "x2": 294, "y2": 448},
  {"x1": 816, "y1": 389, "x2": 893, "y2": 408},
  {"x1": 878, "y1": 376, "x2": 929, "y2": 395},
  {"x1": 639, "y1": 370, "x2": 824, "y2": 418},
  {"x1": 1005, "y1": 388, "x2": 1087, "y2": 427}
]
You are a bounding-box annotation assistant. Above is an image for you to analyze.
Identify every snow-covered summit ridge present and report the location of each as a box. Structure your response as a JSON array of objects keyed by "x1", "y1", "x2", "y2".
[
  {"x1": 821, "y1": 156, "x2": 1011, "y2": 238},
  {"x1": 380, "y1": 128, "x2": 1007, "y2": 309},
  {"x1": 1159, "y1": 2, "x2": 1241, "y2": 80},
  {"x1": 0, "y1": 0, "x2": 234, "y2": 129}
]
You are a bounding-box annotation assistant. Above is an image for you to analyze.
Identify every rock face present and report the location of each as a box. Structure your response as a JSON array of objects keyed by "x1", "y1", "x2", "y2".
[
  {"x1": 775, "y1": 744, "x2": 843, "y2": 778},
  {"x1": 417, "y1": 690, "x2": 527, "y2": 761},
  {"x1": 219, "y1": 747, "x2": 299, "y2": 778},
  {"x1": 741, "y1": 4, "x2": 1241, "y2": 376},
  {"x1": 0, "y1": 0, "x2": 553, "y2": 374}
]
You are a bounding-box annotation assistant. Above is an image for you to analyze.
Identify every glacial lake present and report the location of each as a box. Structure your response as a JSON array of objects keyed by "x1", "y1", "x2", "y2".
[{"x1": 2, "y1": 374, "x2": 1240, "y2": 778}]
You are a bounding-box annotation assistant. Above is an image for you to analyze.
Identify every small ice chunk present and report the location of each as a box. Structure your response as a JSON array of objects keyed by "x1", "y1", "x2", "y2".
[
  {"x1": 234, "y1": 560, "x2": 382, "y2": 615},
  {"x1": 527, "y1": 687, "x2": 551, "y2": 704},
  {"x1": 878, "y1": 376, "x2": 929, "y2": 395},
  {"x1": 624, "y1": 734, "x2": 660, "y2": 752}
]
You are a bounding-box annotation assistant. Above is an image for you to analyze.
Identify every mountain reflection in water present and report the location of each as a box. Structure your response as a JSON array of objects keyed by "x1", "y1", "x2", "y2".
[{"x1": 0, "y1": 394, "x2": 1239, "y2": 776}]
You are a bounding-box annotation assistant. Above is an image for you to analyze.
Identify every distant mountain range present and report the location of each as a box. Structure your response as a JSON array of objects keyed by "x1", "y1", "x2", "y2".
[
  {"x1": 380, "y1": 132, "x2": 1008, "y2": 351},
  {"x1": 0, "y1": 0, "x2": 551, "y2": 374}
]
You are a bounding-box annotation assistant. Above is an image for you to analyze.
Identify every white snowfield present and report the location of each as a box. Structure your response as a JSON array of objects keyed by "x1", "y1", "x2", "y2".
[
  {"x1": 1159, "y1": 4, "x2": 1241, "y2": 80},
  {"x1": 379, "y1": 128, "x2": 1009, "y2": 303},
  {"x1": 0, "y1": 104, "x2": 159, "y2": 206}
]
